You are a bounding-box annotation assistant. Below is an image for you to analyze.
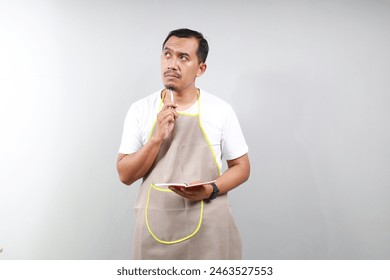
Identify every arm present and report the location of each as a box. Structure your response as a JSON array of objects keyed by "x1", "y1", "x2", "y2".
[
  {"x1": 117, "y1": 102, "x2": 178, "y2": 185},
  {"x1": 215, "y1": 153, "x2": 250, "y2": 195},
  {"x1": 116, "y1": 138, "x2": 163, "y2": 185},
  {"x1": 170, "y1": 153, "x2": 250, "y2": 200}
]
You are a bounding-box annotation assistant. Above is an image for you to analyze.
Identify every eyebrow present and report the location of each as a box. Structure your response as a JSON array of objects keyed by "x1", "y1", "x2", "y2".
[{"x1": 163, "y1": 47, "x2": 191, "y2": 58}]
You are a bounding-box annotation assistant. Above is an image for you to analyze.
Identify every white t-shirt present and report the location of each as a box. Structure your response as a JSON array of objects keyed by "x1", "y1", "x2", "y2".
[{"x1": 118, "y1": 89, "x2": 248, "y2": 169}]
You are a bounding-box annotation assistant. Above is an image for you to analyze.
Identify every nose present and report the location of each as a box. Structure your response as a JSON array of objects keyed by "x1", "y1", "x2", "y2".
[{"x1": 167, "y1": 57, "x2": 178, "y2": 70}]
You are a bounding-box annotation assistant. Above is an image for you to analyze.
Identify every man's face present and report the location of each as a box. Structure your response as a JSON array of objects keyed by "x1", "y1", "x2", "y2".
[{"x1": 161, "y1": 36, "x2": 206, "y2": 92}]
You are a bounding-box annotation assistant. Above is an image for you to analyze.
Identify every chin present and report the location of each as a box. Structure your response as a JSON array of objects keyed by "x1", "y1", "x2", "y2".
[{"x1": 164, "y1": 84, "x2": 176, "y2": 91}]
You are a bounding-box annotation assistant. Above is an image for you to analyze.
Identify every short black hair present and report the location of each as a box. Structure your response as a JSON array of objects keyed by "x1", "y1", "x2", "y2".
[{"x1": 162, "y1": 28, "x2": 209, "y2": 64}]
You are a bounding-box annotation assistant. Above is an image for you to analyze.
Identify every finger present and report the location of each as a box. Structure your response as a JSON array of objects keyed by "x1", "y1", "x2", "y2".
[
  {"x1": 169, "y1": 187, "x2": 187, "y2": 197},
  {"x1": 159, "y1": 109, "x2": 178, "y2": 120},
  {"x1": 162, "y1": 102, "x2": 177, "y2": 111},
  {"x1": 160, "y1": 109, "x2": 178, "y2": 122},
  {"x1": 182, "y1": 187, "x2": 201, "y2": 194},
  {"x1": 160, "y1": 117, "x2": 176, "y2": 128},
  {"x1": 169, "y1": 188, "x2": 201, "y2": 201},
  {"x1": 158, "y1": 114, "x2": 176, "y2": 125}
]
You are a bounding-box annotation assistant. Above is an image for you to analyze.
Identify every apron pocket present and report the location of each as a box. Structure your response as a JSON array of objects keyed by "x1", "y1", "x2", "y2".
[{"x1": 145, "y1": 184, "x2": 204, "y2": 244}]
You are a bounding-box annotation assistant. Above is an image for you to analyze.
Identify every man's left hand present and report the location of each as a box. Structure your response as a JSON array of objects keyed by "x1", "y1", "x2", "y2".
[{"x1": 169, "y1": 183, "x2": 213, "y2": 201}]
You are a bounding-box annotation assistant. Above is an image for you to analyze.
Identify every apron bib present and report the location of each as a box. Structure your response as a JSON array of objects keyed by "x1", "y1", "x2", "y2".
[{"x1": 132, "y1": 93, "x2": 242, "y2": 259}]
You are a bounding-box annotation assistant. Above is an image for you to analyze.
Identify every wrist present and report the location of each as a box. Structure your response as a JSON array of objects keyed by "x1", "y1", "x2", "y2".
[
  {"x1": 150, "y1": 135, "x2": 164, "y2": 145},
  {"x1": 208, "y1": 182, "x2": 219, "y2": 200}
]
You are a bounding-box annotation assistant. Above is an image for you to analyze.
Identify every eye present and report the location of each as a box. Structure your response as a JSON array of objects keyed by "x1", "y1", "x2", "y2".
[
  {"x1": 180, "y1": 55, "x2": 189, "y2": 61},
  {"x1": 164, "y1": 51, "x2": 171, "y2": 58}
]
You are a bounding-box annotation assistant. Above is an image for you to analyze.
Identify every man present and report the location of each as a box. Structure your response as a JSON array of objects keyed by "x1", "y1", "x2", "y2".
[{"x1": 117, "y1": 28, "x2": 250, "y2": 259}]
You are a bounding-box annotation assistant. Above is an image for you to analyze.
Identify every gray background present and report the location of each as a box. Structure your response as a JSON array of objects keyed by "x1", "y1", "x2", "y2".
[{"x1": 1, "y1": 0, "x2": 389, "y2": 259}]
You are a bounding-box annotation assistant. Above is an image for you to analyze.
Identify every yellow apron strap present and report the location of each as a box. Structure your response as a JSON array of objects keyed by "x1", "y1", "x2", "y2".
[
  {"x1": 145, "y1": 184, "x2": 204, "y2": 245},
  {"x1": 154, "y1": 89, "x2": 222, "y2": 174},
  {"x1": 144, "y1": 89, "x2": 221, "y2": 245}
]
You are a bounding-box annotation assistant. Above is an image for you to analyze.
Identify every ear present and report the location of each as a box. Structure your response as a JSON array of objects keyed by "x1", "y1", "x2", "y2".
[{"x1": 196, "y1": 63, "x2": 207, "y2": 77}]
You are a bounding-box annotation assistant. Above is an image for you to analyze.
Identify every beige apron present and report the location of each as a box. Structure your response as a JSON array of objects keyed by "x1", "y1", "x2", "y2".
[{"x1": 132, "y1": 94, "x2": 242, "y2": 259}]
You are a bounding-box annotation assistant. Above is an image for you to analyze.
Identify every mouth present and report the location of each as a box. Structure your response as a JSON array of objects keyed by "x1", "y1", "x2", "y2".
[{"x1": 164, "y1": 71, "x2": 181, "y2": 79}]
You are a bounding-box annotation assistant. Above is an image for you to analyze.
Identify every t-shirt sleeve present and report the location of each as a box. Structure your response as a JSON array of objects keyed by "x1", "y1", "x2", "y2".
[
  {"x1": 221, "y1": 105, "x2": 249, "y2": 161},
  {"x1": 118, "y1": 103, "x2": 143, "y2": 154}
]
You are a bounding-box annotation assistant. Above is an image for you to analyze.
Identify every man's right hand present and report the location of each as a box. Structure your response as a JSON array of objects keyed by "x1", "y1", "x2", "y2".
[
  {"x1": 117, "y1": 102, "x2": 179, "y2": 185},
  {"x1": 153, "y1": 102, "x2": 178, "y2": 141}
]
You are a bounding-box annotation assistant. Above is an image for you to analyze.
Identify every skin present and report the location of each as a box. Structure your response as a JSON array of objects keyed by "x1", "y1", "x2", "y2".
[
  {"x1": 117, "y1": 36, "x2": 250, "y2": 200},
  {"x1": 161, "y1": 36, "x2": 207, "y2": 110}
]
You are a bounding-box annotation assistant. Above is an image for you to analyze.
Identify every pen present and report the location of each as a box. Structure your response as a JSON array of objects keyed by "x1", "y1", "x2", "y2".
[
  {"x1": 168, "y1": 89, "x2": 176, "y2": 109},
  {"x1": 170, "y1": 89, "x2": 174, "y2": 103}
]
